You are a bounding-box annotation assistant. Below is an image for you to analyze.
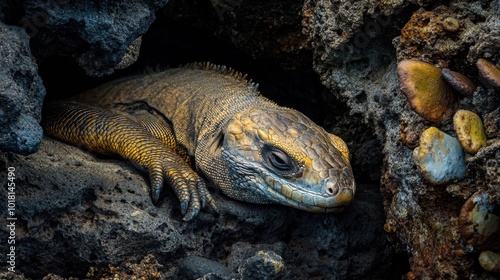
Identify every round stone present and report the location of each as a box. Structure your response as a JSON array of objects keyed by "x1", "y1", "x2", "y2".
[
  {"x1": 453, "y1": 110, "x2": 487, "y2": 155},
  {"x1": 477, "y1": 58, "x2": 500, "y2": 89},
  {"x1": 413, "y1": 127, "x2": 466, "y2": 185},
  {"x1": 458, "y1": 192, "x2": 500, "y2": 250},
  {"x1": 442, "y1": 17, "x2": 460, "y2": 32},
  {"x1": 441, "y1": 68, "x2": 477, "y2": 96},
  {"x1": 479, "y1": 250, "x2": 500, "y2": 273},
  {"x1": 240, "y1": 251, "x2": 286, "y2": 280},
  {"x1": 397, "y1": 60, "x2": 458, "y2": 122}
]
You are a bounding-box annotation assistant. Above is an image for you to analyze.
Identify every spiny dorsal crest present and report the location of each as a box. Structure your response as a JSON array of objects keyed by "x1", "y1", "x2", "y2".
[{"x1": 183, "y1": 62, "x2": 260, "y2": 94}]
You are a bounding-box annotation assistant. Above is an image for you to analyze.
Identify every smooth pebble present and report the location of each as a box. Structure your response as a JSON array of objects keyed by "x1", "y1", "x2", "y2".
[
  {"x1": 441, "y1": 68, "x2": 476, "y2": 96},
  {"x1": 479, "y1": 250, "x2": 500, "y2": 273},
  {"x1": 453, "y1": 110, "x2": 487, "y2": 154},
  {"x1": 413, "y1": 127, "x2": 465, "y2": 185},
  {"x1": 477, "y1": 58, "x2": 500, "y2": 89},
  {"x1": 397, "y1": 60, "x2": 457, "y2": 122}
]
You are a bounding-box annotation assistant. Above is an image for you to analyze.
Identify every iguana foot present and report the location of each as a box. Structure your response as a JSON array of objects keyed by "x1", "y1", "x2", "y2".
[{"x1": 148, "y1": 158, "x2": 217, "y2": 221}]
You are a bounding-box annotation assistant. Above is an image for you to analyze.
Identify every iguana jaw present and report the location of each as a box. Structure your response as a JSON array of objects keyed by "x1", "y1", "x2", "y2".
[{"x1": 260, "y1": 174, "x2": 355, "y2": 213}]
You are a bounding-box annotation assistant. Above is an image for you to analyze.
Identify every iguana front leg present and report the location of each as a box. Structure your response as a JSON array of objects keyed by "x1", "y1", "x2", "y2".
[
  {"x1": 41, "y1": 101, "x2": 215, "y2": 221},
  {"x1": 115, "y1": 104, "x2": 192, "y2": 165}
]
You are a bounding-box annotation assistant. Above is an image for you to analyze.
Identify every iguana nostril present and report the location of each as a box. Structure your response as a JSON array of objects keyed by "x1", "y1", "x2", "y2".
[{"x1": 325, "y1": 180, "x2": 338, "y2": 196}]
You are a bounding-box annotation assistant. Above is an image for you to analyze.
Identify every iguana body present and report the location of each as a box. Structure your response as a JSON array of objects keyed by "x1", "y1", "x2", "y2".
[{"x1": 42, "y1": 63, "x2": 355, "y2": 220}]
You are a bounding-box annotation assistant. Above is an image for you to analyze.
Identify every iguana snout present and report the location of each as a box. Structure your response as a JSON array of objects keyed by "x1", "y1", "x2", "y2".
[{"x1": 219, "y1": 106, "x2": 356, "y2": 213}]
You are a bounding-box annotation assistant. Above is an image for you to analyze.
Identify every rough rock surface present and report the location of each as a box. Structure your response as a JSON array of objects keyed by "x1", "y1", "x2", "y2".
[
  {"x1": 0, "y1": 137, "x2": 391, "y2": 279},
  {"x1": 1, "y1": 0, "x2": 499, "y2": 279},
  {"x1": 17, "y1": 0, "x2": 168, "y2": 77},
  {"x1": 302, "y1": 0, "x2": 500, "y2": 279},
  {"x1": 0, "y1": 21, "x2": 45, "y2": 154}
]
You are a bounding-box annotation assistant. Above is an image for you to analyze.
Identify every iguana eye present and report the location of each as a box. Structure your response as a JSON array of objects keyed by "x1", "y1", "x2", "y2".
[{"x1": 262, "y1": 145, "x2": 299, "y2": 176}]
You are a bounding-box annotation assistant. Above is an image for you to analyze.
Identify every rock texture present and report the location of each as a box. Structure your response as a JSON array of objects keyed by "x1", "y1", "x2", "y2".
[
  {"x1": 0, "y1": 137, "x2": 391, "y2": 279},
  {"x1": 0, "y1": 22, "x2": 45, "y2": 154},
  {"x1": 1, "y1": 0, "x2": 499, "y2": 279},
  {"x1": 301, "y1": 1, "x2": 500, "y2": 279},
  {"x1": 19, "y1": 0, "x2": 168, "y2": 77}
]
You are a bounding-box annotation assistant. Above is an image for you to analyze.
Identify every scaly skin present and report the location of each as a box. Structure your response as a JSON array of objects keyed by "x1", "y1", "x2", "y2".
[{"x1": 42, "y1": 63, "x2": 356, "y2": 220}]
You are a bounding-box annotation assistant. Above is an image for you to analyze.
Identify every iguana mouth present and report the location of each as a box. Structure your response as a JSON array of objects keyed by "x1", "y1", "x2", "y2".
[{"x1": 260, "y1": 173, "x2": 355, "y2": 213}]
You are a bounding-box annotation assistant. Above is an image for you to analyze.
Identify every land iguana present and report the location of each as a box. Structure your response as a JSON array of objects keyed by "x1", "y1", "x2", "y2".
[{"x1": 41, "y1": 63, "x2": 356, "y2": 221}]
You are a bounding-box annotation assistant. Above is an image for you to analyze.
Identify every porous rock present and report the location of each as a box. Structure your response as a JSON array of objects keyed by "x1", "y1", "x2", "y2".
[
  {"x1": 396, "y1": 6, "x2": 466, "y2": 68},
  {"x1": 465, "y1": 13, "x2": 500, "y2": 68},
  {"x1": 86, "y1": 254, "x2": 164, "y2": 279},
  {"x1": 226, "y1": 242, "x2": 287, "y2": 271},
  {"x1": 302, "y1": 0, "x2": 408, "y2": 54},
  {"x1": 461, "y1": 139, "x2": 500, "y2": 201},
  {"x1": 0, "y1": 137, "x2": 391, "y2": 279},
  {"x1": 396, "y1": 4, "x2": 500, "y2": 69},
  {"x1": 239, "y1": 251, "x2": 286, "y2": 280},
  {"x1": 302, "y1": 0, "x2": 500, "y2": 278},
  {"x1": 0, "y1": 21, "x2": 45, "y2": 154},
  {"x1": 472, "y1": 87, "x2": 500, "y2": 117},
  {"x1": 0, "y1": 270, "x2": 29, "y2": 280},
  {"x1": 483, "y1": 108, "x2": 500, "y2": 138},
  {"x1": 177, "y1": 256, "x2": 232, "y2": 280},
  {"x1": 22, "y1": 0, "x2": 169, "y2": 76}
]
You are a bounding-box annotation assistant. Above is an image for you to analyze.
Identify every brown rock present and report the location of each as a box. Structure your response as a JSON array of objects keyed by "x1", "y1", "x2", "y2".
[
  {"x1": 397, "y1": 60, "x2": 458, "y2": 122},
  {"x1": 441, "y1": 68, "x2": 477, "y2": 96},
  {"x1": 458, "y1": 192, "x2": 500, "y2": 250},
  {"x1": 477, "y1": 58, "x2": 500, "y2": 89}
]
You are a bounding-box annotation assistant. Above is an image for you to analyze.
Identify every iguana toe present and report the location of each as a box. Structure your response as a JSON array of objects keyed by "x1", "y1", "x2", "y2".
[
  {"x1": 182, "y1": 192, "x2": 200, "y2": 221},
  {"x1": 195, "y1": 178, "x2": 218, "y2": 213},
  {"x1": 148, "y1": 170, "x2": 163, "y2": 205}
]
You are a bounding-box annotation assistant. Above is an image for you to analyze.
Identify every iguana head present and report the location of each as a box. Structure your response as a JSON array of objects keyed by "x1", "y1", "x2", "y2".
[{"x1": 218, "y1": 106, "x2": 355, "y2": 213}]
